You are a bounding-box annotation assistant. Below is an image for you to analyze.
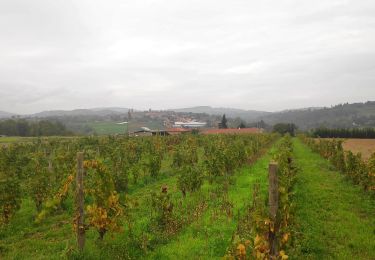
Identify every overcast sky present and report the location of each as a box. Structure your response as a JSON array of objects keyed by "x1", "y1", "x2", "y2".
[{"x1": 1, "y1": 0, "x2": 375, "y2": 114}]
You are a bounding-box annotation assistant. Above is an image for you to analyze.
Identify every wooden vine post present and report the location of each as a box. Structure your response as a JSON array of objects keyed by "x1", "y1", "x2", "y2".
[
  {"x1": 76, "y1": 152, "x2": 85, "y2": 251},
  {"x1": 268, "y1": 162, "x2": 278, "y2": 259}
]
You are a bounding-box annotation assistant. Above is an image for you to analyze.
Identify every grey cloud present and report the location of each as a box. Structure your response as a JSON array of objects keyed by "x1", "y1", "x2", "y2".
[{"x1": 0, "y1": 0, "x2": 375, "y2": 114}]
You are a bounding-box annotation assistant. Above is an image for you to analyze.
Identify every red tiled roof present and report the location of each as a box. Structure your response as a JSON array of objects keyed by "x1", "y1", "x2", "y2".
[{"x1": 201, "y1": 128, "x2": 263, "y2": 135}]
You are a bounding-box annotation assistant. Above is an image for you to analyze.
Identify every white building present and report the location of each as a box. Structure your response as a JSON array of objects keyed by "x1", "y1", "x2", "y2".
[{"x1": 173, "y1": 121, "x2": 207, "y2": 128}]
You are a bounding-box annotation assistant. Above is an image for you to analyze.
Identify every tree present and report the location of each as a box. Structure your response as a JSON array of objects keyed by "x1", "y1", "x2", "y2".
[
  {"x1": 273, "y1": 123, "x2": 297, "y2": 136},
  {"x1": 238, "y1": 122, "x2": 246, "y2": 129},
  {"x1": 220, "y1": 114, "x2": 228, "y2": 129},
  {"x1": 0, "y1": 119, "x2": 72, "y2": 136}
]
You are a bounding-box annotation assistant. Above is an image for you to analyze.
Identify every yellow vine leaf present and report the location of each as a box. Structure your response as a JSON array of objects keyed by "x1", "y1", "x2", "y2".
[
  {"x1": 254, "y1": 234, "x2": 262, "y2": 245},
  {"x1": 282, "y1": 232, "x2": 290, "y2": 243},
  {"x1": 279, "y1": 250, "x2": 288, "y2": 259}
]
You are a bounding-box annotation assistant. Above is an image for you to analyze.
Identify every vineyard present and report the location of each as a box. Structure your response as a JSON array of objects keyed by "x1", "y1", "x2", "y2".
[
  {"x1": 0, "y1": 134, "x2": 374, "y2": 259},
  {"x1": 301, "y1": 136, "x2": 375, "y2": 194}
]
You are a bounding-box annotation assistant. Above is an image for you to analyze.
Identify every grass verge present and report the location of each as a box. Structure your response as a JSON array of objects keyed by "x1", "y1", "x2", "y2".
[
  {"x1": 145, "y1": 142, "x2": 278, "y2": 259},
  {"x1": 291, "y1": 138, "x2": 375, "y2": 259}
]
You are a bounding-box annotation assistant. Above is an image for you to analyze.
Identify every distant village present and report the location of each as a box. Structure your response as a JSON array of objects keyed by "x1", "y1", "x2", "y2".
[{"x1": 126, "y1": 109, "x2": 263, "y2": 137}]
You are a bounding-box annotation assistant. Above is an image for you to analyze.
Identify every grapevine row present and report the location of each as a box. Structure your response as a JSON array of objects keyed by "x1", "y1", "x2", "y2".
[
  {"x1": 0, "y1": 133, "x2": 276, "y2": 248},
  {"x1": 300, "y1": 135, "x2": 375, "y2": 194}
]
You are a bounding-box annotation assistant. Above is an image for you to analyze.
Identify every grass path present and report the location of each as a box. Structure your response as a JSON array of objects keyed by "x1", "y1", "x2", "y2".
[
  {"x1": 291, "y1": 138, "x2": 375, "y2": 260},
  {"x1": 145, "y1": 142, "x2": 278, "y2": 259}
]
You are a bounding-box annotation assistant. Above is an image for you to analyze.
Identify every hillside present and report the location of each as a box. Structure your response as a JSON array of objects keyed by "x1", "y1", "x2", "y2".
[
  {"x1": 31, "y1": 108, "x2": 124, "y2": 118},
  {"x1": 0, "y1": 111, "x2": 16, "y2": 118},
  {"x1": 1, "y1": 101, "x2": 375, "y2": 132},
  {"x1": 170, "y1": 102, "x2": 375, "y2": 130},
  {"x1": 170, "y1": 106, "x2": 270, "y2": 121},
  {"x1": 90, "y1": 107, "x2": 130, "y2": 113},
  {"x1": 256, "y1": 101, "x2": 375, "y2": 130}
]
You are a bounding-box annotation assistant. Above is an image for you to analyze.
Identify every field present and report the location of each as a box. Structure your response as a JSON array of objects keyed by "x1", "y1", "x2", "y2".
[
  {"x1": 0, "y1": 136, "x2": 35, "y2": 144},
  {"x1": 0, "y1": 134, "x2": 280, "y2": 259},
  {"x1": 0, "y1": 134, "x2": 374, "y2": 259},
  {"x1": 88, "y1": 121, "x2": 129, "y2": 135},
  {"x1": 314, "y1": 138, "x2": 375, "y2": 160},
  {"x1": 342, "y1": 139, "x2": 375, "y2": 160}
]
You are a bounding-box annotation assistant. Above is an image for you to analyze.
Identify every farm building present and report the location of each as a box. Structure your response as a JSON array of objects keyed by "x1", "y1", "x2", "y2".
[
  {"x1": 130, "y1": 127, "x2": 263, "y2": 136},
  {"x1": 173, "y1": 121, "x2": 207, "y2": 128},
  {"x1": 130, "y1": 127, "x2": 192, "y2": 136},
  {"x1": 201, "y1": 128, "x2": 263, "y2": 135},
  {"x1": 130, "y1": 127, "x2": 168, "y2": 136},
  {"x1": 129, "y1": 129, "x2": 153, "y2": 137},
  {"x1": 165, "y1": 128, "x2": 192, "y2": 135}
]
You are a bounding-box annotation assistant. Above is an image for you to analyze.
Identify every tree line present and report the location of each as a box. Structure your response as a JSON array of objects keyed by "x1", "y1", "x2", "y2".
[
  {"x1": 312, "y1": 127, "x2": 375, "y2": 139},
  {"x1": 0, "y1": 119, "x2": 73, "y2": 136},
  {"x1": 273, "y1": 123, "x2": 297, "y2": 136}
]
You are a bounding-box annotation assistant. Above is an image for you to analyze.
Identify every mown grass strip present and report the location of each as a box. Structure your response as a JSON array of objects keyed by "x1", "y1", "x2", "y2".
[
  {"x1": 291, "y1": 138, "x2": 375, "y2": 260},
  {"x1": 145, "y1": 142, "x2": 279, "y2": 259}
]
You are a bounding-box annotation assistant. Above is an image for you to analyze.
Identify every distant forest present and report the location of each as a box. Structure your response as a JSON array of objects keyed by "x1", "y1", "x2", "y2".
[
  {"x1": 256, "y1": 101, "x2": 375, "y2": 130},
  {"x1": 0, "y1": 119, "x2": 73, "y2": 136},
  {"x1": 312, "y1": 127, "x2": 375, "y2": 139}
]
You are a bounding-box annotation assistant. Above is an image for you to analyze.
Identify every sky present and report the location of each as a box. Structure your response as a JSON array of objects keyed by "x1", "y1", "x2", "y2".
[{"x1": 1, "y1": 0, "x2": 375, "y2": 114}]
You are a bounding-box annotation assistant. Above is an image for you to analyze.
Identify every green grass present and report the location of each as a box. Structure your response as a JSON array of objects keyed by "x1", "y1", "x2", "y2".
[
  {"x1": 146, "y1": 143, "x2": 277, "y2": 259},
  {"x1": 291, "y1": 138, "x2": 375, "y2": 260},
  {"x1": 88, "y1": 122, "x2": 129, "y2": 135},
  {"x1": 0, "y1": 136, "x2": 35, "y2": 144}
]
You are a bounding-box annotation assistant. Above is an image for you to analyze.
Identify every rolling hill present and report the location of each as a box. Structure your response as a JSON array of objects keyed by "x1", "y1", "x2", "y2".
[
  {"x1": 256, "y1": 101, "x2": 375, "y2": 130},
  {"x1": 169, "y1": 102, "x2": 375, "y2": 130},
  {"x1": 0, "y1": 111, "x2": 16, "y2": 118},
  {"x1": 170, "y1": 106, "x2": 270, "y2": 121},
  {"x1": 1, "y1": 101, "x2": 375, "y2": 131},
  {"x1": 31, "y1": 108, "x2": 125, "y2": 118}
]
